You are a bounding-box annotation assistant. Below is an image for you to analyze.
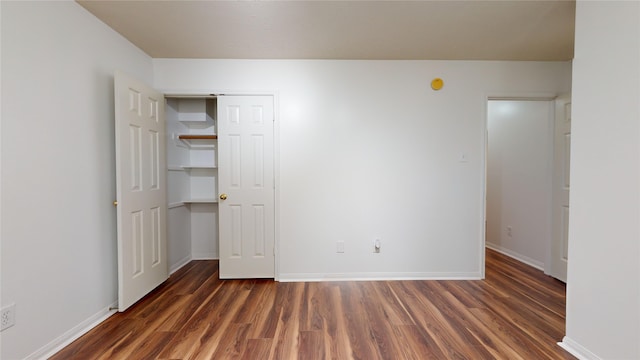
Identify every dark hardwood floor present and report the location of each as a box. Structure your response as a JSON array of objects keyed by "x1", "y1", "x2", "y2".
[{"x1": 50, "y1": 249, "x2": 574, "y2": 359}]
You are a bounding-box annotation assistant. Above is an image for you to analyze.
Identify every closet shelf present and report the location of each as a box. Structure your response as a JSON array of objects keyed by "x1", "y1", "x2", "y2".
[
  {"x1": 182, "y1": 165, "x2": 217, "y2": 170},
  {"x1": 178, "y1": 134, "x2": 217, "y2": 140},
  {"x1": 175, "y1": 133, "x2": 217, "y2": 148},
  {"x1": 183, "y1": 198, "x2": 218, "y2": 204},
  {"x1": 168, "y1": 165, "x2": 217, "y2": 171},
  {"x1": 168, "y1": 199, "x2": 218, "y2": 209}
]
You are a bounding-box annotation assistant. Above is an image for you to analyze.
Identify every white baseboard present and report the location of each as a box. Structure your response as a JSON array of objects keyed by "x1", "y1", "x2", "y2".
[
  {"x1": 192, "y1": 252, "x2": 218, "y2": 260},
  {"x1": 558, "y1": 336, "x2": 602, "y2": 360},
  {"x1": 485, "y1": 242, "x2": 544, "y2": 271},
  {"x1": 170, "y1": 255, "x2": 192, "y2": 275},
  {"x1": 278, "y1": 271, "x2": 482, "y2": 282},
  {"x1": 25, "y1": 301, "x2": 118, "y2": 360}
]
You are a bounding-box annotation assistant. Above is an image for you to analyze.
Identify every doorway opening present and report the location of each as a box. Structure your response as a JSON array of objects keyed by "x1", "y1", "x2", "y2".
[
  {"x1": 484, "y1": 95, "x2": 571, "y2": 282},
  {"x1": 485, "y1": 99, "x2": 554, "y2": 272}
]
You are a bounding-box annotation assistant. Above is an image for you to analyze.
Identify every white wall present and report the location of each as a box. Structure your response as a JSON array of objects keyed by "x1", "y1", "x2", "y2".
[
  {"x1": 562, "y1": 1, "x2": 640, "y2": 359},
  {"x1": 154, "y1": 59, "x2": 571, "y2": 280},
  {"x1": 167, "y1": 205, "x2": 191, "y2": 272},
  {"x1": 486, "y1": 100, "x2": 553, "y2": 269},
  {"x1": 166, "y1": 98, "x2": 194, "y2": 271},
  {"x1": 0, "y1": 2, "x2": 153, "y2": 359},
  {"x1": 0, "y1": 4, "x2": 576, "y2": 357},
  {"x1": 190, "y1": 203, "x2": 218, "y2": 259}
]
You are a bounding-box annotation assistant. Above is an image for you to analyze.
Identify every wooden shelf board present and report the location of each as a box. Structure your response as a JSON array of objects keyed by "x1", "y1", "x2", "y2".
[{"x1": 178, "y1": 134, "x2": 217, "y2": 140}]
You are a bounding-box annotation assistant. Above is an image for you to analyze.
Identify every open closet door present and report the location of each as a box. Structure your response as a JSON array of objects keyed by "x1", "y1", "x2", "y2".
[
  {"x1": 114, "y1": 71, "x2": 168, "y2": 311},
  {"x1": 218, "y1": 95, "x2": 275, "y2": 278}
]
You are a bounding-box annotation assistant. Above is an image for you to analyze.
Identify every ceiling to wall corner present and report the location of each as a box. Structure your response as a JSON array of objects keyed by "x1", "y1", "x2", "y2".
[{"x1": 76, "y1": 0, "x2": 575, "y2": 61}]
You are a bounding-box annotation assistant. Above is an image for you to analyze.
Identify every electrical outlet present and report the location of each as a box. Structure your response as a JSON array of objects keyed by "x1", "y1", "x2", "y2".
[
  {"x1": 1, "y1": 304, "x2": 16, "y2": 331},
  {"x1": 507, "y1": 226, "x2": 513, "y2": 237}
]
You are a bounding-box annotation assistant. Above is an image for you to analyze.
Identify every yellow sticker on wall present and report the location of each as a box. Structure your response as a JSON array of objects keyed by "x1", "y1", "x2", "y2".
[{"x1": 431, "y1": 78, "x2": 444, "y2": 91}]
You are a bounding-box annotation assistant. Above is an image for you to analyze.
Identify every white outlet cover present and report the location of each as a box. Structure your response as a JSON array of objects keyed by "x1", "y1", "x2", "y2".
[{"x1": 1, "y1": 303, "x2": 16, "y2": 331}]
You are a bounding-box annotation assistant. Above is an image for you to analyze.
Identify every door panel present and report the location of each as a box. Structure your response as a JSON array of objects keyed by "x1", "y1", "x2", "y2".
[
  {"x1": 218, "y1": 96, "x2": 275, "y2": 278},
  {"x1": 115, "y1": 71, "x2": 168, "y2": 310},
  {"x1": 550, "y1": 94, "x2": 571, "y2": 282}
]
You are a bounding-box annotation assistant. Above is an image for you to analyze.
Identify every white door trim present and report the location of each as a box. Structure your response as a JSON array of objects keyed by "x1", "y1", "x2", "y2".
[{"x1": 550, "y1": 93, "x2": 571, "y2": 282}]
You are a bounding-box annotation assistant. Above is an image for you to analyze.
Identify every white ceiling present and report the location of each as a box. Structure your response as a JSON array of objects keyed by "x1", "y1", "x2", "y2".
[{"x1": 77, "y1": 0, "x2": 575, "y2": 61}]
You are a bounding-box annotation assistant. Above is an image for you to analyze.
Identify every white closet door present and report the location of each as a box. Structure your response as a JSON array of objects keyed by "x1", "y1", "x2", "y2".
[
  {"x1": 114, "y1": 71, "x2": 168, "y2": 311},
  {"x1": 217, "y1": 96, "x2": 275, "y2": 278}
]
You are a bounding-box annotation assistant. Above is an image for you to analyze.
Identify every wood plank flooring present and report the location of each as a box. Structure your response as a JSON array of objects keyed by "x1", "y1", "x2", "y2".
[{"x1": 50, "y1": 249, "x2": 575, "y2": 359}]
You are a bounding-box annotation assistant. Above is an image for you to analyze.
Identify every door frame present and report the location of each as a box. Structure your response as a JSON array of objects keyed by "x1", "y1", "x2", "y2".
[
  {"x1": 549, "y1": 93, "x2": 571, "y2": 282},
  {"x1": 161, "y1": 89, "x2": 281, "y2": 280},
  {"x1": 481, "y1": 93, "x2": 558, "y2": 278}
]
